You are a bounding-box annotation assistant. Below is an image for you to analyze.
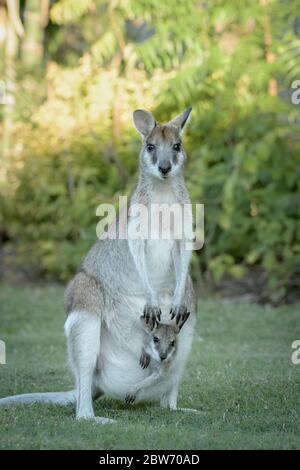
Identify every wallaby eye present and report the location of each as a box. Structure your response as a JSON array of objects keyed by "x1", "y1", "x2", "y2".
[
  {"x1": 170, "y1": 340, "x2": 175, "y2": 347},
  {"x1": 146, "y1": 144, "x2": 155, "y2": 152},
  {"x1": 153, "y1": 336, "x2": 160, "y2": 343},
  {"x1": 173, "y1": 143, "x2": 181, "y2": 151}
]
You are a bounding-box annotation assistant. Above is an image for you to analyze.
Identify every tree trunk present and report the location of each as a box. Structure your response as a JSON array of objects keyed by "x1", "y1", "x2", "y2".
[
  {"x1": 260, "y1": 0, "x2": 277, "y2": 96},
  {"x1": 0, "y1": 4, "x2": 6, "y2": 77},
  {"x1": 2, "y1": 0, "x2": 19, "y2": 161},
  {"x1": 21, "y1": 0, "x2": 46, "y2": 68}
]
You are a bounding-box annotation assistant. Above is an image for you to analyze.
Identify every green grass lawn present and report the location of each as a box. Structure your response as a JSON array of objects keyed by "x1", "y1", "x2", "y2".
[{"x1": 0, "y1": 283, "x2": 299, "y2": 450}]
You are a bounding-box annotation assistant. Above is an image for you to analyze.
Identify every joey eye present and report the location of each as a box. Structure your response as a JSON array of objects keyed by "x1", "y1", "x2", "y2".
[
  {"x1": 153, "y1": 336, "x2": 160, "y2": 343},
  {"x1": 146, "y1": 144, "x2": 155, "y2": 152},
  {"x1": 173, "y1": 143, "x2": 181, "y2": 152},
  {"x1": 170, "y1": 340, "x2": 175, "y2": 347}
]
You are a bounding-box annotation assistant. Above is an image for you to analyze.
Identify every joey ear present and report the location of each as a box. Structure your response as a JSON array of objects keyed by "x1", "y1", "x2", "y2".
[
  {"x1": 168, "y1": 107, "x2": 192, "y2": 135},
  {"x1": 133, "y1": 110, "x2": 156, "y2": 137},
  {"x1": 173, "y1": 325, "x2": 180, "y2": 335}
]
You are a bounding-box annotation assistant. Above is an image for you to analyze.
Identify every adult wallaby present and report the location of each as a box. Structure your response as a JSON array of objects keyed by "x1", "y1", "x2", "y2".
[{"x1": 0, "y1": 108, "x2": 197, "y2": 424}]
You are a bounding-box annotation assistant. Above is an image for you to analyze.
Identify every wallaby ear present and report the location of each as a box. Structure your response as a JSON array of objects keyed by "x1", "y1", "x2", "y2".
[
  {"x1": 133, "y1": 110, "x2": 156, "y2": 137},
  {"x1": 167, "y1": 107, "x2": 192, "y2": 135}
]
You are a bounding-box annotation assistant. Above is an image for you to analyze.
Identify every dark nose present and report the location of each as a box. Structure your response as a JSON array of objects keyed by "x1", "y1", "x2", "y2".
[
  {"x1": 158, "y1": 161, "x2": 171, "y2": 175},
  {"x1": 160, "y1": 352, "x2": 167, "y2": 361}
]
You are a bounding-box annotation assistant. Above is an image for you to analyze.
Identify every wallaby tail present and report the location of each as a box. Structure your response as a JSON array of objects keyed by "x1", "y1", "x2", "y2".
[{"x1": 0, "y1": 390, "x2": 76, "y2": 406}]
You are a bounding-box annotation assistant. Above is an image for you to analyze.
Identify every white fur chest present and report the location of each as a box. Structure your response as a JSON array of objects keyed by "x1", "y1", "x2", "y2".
[{"x1": 146, "y1": 184, "x2": 176, "y2": 284}]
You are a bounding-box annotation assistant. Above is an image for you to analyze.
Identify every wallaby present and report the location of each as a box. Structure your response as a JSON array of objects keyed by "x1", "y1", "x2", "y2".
[
  {"x1": 0, "y1": 108, "x2": 197, "y2": 424},
  {"x1": 125, "y1": 314, "x2": 190, "y2": 405}
]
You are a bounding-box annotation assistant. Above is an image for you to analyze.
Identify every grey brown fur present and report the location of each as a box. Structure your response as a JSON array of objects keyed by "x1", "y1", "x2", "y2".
[{"x1": 0, "y1": 108, "x2": 198, "y2": 423}]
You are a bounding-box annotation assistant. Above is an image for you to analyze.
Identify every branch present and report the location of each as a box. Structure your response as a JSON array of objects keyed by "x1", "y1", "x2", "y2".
[{"x1": 7, "y1": 0, "x2": 24, "y2": 37}]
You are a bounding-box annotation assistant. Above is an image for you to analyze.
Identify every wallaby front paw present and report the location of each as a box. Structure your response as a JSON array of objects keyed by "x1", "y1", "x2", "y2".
[
  {"x1": 140, "y1": 352, "x2": 151, "y2": 369},
  {"x1": 143, "y1": 304, "x2": 161, "y2": 329},
  {"x1": 125, "y1": 393, "x2": 136, "y2": 404},
  {"x1": 170, "y1": 305, "x2": 190, "y2": 328}
]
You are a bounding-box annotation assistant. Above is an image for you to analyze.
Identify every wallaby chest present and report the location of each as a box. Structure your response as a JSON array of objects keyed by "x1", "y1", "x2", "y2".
[{"x1": 146, "y1": 185, "x2": 177, "y2": 284}]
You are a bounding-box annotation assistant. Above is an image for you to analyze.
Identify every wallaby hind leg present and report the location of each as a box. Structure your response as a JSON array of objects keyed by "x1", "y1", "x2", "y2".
[
  {"x1": 64, "y1": 272, "x2": 115, "y2": 424},
  {"x1": 65, "y1": 310, "x2": 114, "y2": 424},
  {"x1": 65, "y1": 311, "x2": 95, "y2": 418}
]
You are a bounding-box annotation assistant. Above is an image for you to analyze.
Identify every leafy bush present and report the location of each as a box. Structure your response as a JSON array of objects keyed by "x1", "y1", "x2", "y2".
[{"x1": 1, "y1": 0, "x2": 300, "y2": 303}]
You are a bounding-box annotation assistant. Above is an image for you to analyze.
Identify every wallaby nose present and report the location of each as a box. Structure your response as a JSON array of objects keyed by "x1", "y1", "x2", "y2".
[
  {"x1": 160, "y1": 352, "x2": 167, "y2": 361},
  {"x1": 158, "y1": 161, "x2": 171, "y2": 176}
]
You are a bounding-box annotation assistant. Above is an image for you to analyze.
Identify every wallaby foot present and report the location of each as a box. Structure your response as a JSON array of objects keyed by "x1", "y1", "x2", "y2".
[
  {"x1": 160, "y1": 384, "x2": 178, "y2": 410},
  {"x1": 77, "y1": 414, "x2": 116, "y2": 425},
  {"x1": 177, "y1": 407, "x2": 205, "y2": 415},
  {"x1": 92, "y1": 416, "x2": 116, "y2": 425},
  {"x1": 160, "y1": 400, "x2": 204, "y2": 415},
  {"x1": 160, "y1": 400, "x2": 177, "y2": 411}
]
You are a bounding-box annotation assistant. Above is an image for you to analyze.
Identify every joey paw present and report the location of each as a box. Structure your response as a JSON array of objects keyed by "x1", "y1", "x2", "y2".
[
  {"x1": 170, "y1": 305, "x2": 190, "y2": 328},
  {"x1": 139, "y1": 352, "x2": 151, "y2": 369},
  {"x1": 143, "y1": 304, "x2": 161, "y2": 329}
]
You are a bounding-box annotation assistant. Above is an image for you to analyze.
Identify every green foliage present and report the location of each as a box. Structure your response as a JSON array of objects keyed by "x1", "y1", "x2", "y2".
[
  {"x1": 1, "y1": 0, "x2": 300, "y2": 302},
  {"x1": 51, "y1": 0, "x2": 96, "y2": 24}
]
